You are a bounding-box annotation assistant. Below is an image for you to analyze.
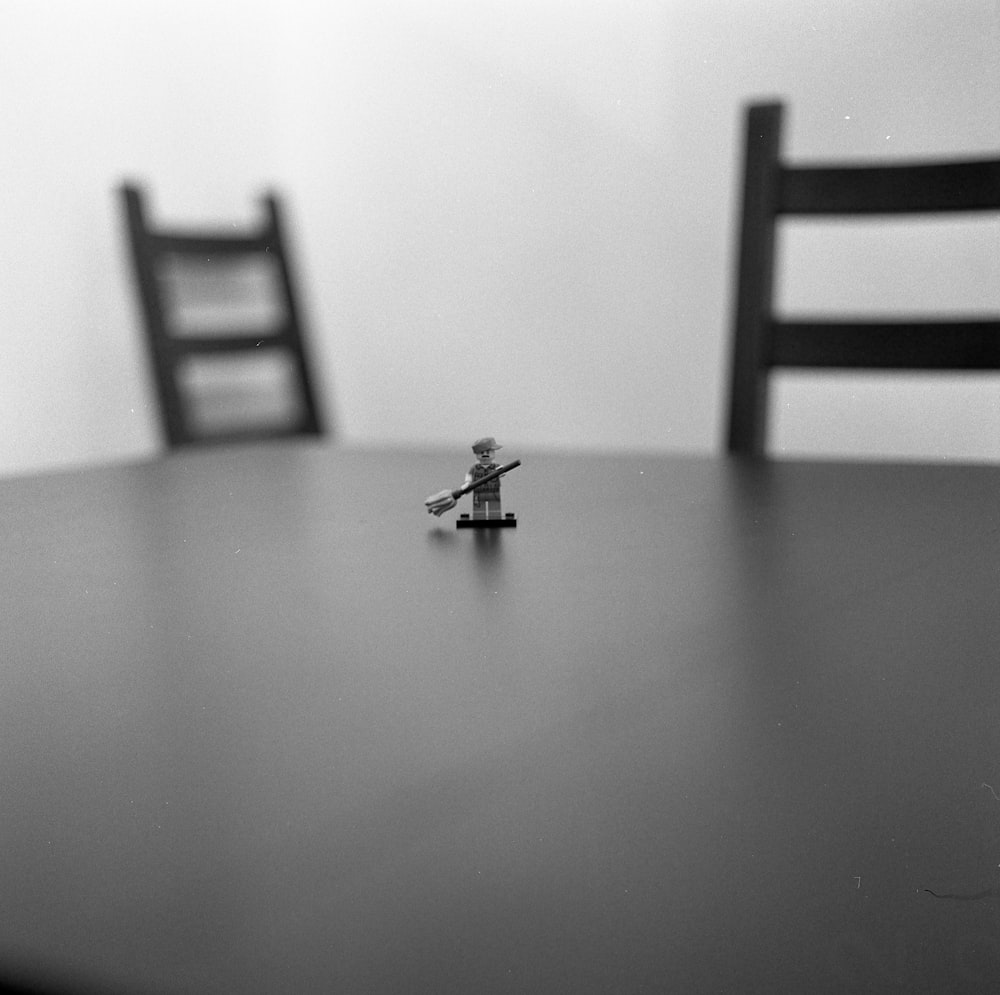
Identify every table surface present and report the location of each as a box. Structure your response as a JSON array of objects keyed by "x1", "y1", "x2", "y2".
[{"x1": 3, "y1": 443, "x2": 1000, "y2": 994}]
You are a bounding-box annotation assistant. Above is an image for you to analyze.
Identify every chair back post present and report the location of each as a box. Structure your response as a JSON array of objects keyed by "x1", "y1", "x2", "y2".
[
  {"x1": 726, "y1": 102, "x2": 783, "y2": 457},
  {"x1": 121, "y1": 184, "x2": 189, "y2": 446},
  {"x1": 263, "y1": 194, "x2": 324, "y2": 437}
]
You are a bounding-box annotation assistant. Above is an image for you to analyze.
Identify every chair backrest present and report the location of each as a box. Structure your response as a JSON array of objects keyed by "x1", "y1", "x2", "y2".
[
  {"x1": 120, "y1": 183, "x2": 325, "y2": 448},
  {"x1": 725, "y1": 101, "x2": 1000, "y2": 457}
]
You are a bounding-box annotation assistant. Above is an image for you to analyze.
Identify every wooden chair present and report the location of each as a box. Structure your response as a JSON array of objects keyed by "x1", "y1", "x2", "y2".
[
  {"x1": 725, "y1": 101, "x2": 1000, "y2": 457},
  {"x1": 120, "y1": 183, "x2": 325, "y2": 448}
]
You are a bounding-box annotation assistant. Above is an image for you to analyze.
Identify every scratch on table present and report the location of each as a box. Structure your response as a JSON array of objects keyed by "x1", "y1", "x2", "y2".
[
  {"x1": 982, "y1": 782, "x2": 1000, "y2": 803},
  {"x1": 925, "y1": 887, "x2": 1000, "y2": 902}
]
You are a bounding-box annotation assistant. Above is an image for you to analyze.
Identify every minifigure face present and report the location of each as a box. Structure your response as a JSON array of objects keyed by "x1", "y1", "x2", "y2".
[{"x1": 476, "y1": 449, "x2": 495, "y2": 465}]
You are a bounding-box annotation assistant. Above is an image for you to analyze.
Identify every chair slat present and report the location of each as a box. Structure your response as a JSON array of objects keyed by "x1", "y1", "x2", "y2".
[
  {"x1": 150, "y1": 231, "x2": 273, "y2": 255},
  {"x1": 770, "y1": 319, "x2": 1000, "y2": 369},
  {"x1": 166, "y1": 331, "x2": 292, "y2": 354},
  {"x1": 779, "y1": 160, "x2": 1000, "y2": 215}
]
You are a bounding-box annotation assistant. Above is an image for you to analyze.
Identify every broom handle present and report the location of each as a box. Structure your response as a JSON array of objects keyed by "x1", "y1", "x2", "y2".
[{"x1": 453, "y1": 459, "x2": 521, "y2": 499}]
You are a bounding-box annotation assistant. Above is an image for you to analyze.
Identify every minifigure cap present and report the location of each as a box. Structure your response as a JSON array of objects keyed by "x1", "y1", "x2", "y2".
[{"x1": 471, "y1": 437, "x2": 502, "y2": 454}]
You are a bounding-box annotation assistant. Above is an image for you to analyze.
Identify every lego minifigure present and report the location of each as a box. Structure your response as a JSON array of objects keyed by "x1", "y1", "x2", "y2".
[
  {"x1": 424, "y1": 438, "x2": 519, "y2": 528},
  {"x1": 465, "y1": 438, "x2": 504, "y2": 519}
]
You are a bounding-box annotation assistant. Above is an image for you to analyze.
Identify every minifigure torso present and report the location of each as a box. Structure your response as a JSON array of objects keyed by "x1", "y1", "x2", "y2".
[{"x1": 468, "y1": 461, "x2": 501, "y2": 506}]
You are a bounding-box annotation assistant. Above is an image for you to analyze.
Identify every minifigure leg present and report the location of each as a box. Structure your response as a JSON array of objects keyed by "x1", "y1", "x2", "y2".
[{"x1": 473, "y1": 494, "x2": 501, "y2": 519}]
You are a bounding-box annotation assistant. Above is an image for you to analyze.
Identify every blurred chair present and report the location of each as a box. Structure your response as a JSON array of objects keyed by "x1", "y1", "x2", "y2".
[
  {"x1": 725, "y1": 100, "x2": 1000, "y2": 457},
  {"x1": 120, "y1": 183, "x2": 325, "y2": 448}
]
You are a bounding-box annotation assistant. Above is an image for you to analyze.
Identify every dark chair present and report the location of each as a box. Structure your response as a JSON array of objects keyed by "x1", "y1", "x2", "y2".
[
  {"x1": 725, "y1": 100, "x2": 1000, "y2": 457},
  {"x1": 120, "y1": 183, "x2": 325, "y2": 448}
]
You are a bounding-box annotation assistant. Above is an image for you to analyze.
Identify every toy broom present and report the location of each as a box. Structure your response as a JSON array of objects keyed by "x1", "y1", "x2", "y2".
[{"x1": 424, "y1": 459, "x2": 521, "y2": 516}]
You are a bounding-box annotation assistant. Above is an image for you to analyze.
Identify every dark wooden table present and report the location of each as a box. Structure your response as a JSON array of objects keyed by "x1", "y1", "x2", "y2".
[{"x1": 3, "y1": 444, "x2": 999, "y2": 994}]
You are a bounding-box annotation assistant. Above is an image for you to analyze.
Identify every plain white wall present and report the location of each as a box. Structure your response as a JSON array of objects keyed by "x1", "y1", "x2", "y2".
[{"x1": 2, "y1": 0, "x2": 998, "y2": 476}]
